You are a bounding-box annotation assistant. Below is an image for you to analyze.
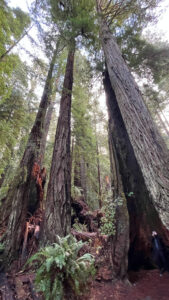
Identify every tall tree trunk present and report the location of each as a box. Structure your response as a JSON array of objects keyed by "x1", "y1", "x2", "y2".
[
  {"x1": 102, "y1": 72, "x2": 129, "y2": 279},
  {"x1": 42, "y1": 42, "x2": 75, "y2": 244},
  {"x1": 2, "y1": 44, "x2": 59, "y2": 262},
  {"x1": 97, "y1": 6, "x2": 169, "y2": 232},
  {"x1": 103, "y1": 69, "x2": 169, "y2": 272}
]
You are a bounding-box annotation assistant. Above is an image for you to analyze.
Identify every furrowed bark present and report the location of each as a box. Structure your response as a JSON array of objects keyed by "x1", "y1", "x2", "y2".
[
  {"x1": 107, "y1": 110, "x2": 129, "y2": 278},
  {"x1": 97, "y1": 6, "x2": 169, "y2": 230},
  {"x1": 104, "y1": 69, "x2": 169, "y2": 271},
  {"x1": 2, "y1": 43, "x2": 59, "y2": 262},
  {"x1": 42, "y1": 41, "x2": 75, "y2": 244}
]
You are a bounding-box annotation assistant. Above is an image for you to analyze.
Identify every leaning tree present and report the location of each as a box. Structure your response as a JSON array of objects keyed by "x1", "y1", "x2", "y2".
[
  {"x1": 97, "y1": 0, "x2": 169, "y2": 271},
  {"x1": 3, "y1": 41, "x2": 60, "y2": 262}
]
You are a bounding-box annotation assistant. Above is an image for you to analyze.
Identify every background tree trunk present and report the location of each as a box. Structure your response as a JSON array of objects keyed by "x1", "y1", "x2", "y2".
[
  {"x1": 3, "y1": 44, "x2": 58, "y2": 262},
  {"x1": 42, "y1": 42, "x2": 75, "y2": 244},
  {"x1": 96, "y1": 139, "x2": 102, "y2": 208},
  {"x1": 40, "y1": 100, "x2": 54, "y2": 163},
  {"x1": 157, "y1": 111, "x2": 169, "y2": 137}
]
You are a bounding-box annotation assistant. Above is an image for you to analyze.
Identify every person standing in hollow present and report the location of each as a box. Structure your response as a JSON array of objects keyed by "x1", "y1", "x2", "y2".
[{"x1": 152, "y1": 231, "x2": 168, "y2": 275}]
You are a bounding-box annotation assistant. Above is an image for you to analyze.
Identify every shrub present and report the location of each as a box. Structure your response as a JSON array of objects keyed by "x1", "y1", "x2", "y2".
[
  {"x1": 28, "y1": 235, "x2": 95, "y2": 300},
  {"x1": 100, "y1": 194, "x2": 123, "y2": 236}
]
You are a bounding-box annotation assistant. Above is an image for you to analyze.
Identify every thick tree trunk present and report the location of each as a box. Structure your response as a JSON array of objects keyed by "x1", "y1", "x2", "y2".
[
  {"x1": 107, "y1": 98, "x2": 129, "y2": 278},
  {"x1": 2, "y1": 45, "x2": 58, "y2": 262},
  {"x1": 104, "y1": 70, "x2": 169, "y2": 271},
  {"x1": 42, "y1": 42, "x2": 75, "y2": 244},
  {"x1": 97, "y1": 11, "x2": 169, "y2": 231}
]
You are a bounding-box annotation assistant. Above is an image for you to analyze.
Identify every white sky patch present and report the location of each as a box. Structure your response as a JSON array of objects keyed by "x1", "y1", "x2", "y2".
[
  {"x1": 155, "y1": 0, "x2": 169, "y2": 41},
  {"x1": 9, "y1": 0, "x2": 32, "y2": 12}
]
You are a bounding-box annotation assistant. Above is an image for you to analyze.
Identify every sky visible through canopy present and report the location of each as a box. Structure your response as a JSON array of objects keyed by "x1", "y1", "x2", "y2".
[
  {"x1": 9, "y1": 0, "x2": 169, "y2": 41},
  {"x1": 8, "y1": 0, "x2": 169, "y2": 121}
]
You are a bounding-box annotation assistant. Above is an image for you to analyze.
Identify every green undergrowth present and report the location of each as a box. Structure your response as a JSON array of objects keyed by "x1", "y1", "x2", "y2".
[
  {"x1": 28, "y1": 235, "x2": 95, "y2": 300},
  {"x1": 100, "y1": 194, "x2": 123, "y2": 236}
]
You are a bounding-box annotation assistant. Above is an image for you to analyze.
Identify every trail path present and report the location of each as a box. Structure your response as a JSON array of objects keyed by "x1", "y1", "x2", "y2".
[{"x1": 90, "y1": 269, "x2": 169, "y2": 300}]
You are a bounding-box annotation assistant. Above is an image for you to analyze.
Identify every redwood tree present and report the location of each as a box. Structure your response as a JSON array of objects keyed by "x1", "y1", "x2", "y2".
[
  {"x1": 97, "y1": 0, "x2": 169, "y2": 271},
  {"x1": 41, "y1": 0, "x2": 97, "y2": 243},
  {"x1": 42, "y1": 41, "x2": 75, "y2": 243},
  {"x1": 3, "y1": 44, "x2": 59, "y2": 261}
]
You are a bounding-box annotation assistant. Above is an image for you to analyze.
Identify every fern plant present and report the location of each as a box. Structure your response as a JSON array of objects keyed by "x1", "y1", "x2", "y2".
[{"x1": 28, "y1": 235, "x2": 95, "y2": 300}]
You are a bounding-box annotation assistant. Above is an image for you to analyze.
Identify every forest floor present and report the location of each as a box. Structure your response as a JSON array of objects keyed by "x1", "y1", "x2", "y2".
[
  {"x1": 1, "y1": 269, "x2": 169, "y2": 299},
  {"x1": 1, "y1": 201, "x2": 169, "y2": 299},
  {"x1": 90, "y1": 269, "x2": 169, "y2": 300}
]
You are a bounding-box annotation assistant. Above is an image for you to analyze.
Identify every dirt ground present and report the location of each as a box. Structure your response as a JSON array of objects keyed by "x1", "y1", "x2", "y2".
[
  {"x1": 89, "y1": 269, "x2": 169, "y2": 300},
  {"x1": 1, "y1": 269, "x2": 169, "y2": 299}
]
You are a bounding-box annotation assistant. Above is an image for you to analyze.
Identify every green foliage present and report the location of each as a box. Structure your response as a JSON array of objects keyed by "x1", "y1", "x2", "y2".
[
  {"x1": 0, "y1": 0, "x2": 30, "y2": 55},
  {"x1": 71, "y1": 185, "x2": 83, "y2": 198},
  {"x1": 100, "y1": 194, "x2": 123, "y2": 236},
  {"x1": 72, "y1": 219, "x2": 88, "y2": 232},
  {"x1": 0, "y1": 0, "x2": 30, "y2": 101},
  {"x1": 0, "y1": 242, "x2": 5, "y2": 253},
  {"x1": 127, "y1": 191, "x2": 134, "y2": 197},
  {"x1": 49, "y1": 0, "x2": 97, "y2": 44},
  {"x1": 28, "y1": 235, "x2": 95, "y2": 300}
]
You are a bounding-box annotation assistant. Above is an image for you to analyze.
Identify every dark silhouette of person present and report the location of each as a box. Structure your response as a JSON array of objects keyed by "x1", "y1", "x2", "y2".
[{"x1": 152, "y1": 231, "x2": 168, "y2": 275}]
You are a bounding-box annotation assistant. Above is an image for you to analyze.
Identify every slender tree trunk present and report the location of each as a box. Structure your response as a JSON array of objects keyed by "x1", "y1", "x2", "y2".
[
  {"x1": 0, "y1": 173, "x2": 6, "y2": 189},
  {"x1": 80, "y1": 157, "x2": 87, "y2": 201},
  {"x1": 96, "y1": 139, "x2": 102, "y2": 208},
  {"x1": 157, "y1": 111, "x2": 169, "y2": 137},
  {"x1": 0, "y1": 25, "x2": 33, "y2": 61},
  {"x1": 161, "y1": 110, "x2": 169, "y2": 129},
  {"x1": 74, "y1": 151, "x2": 81, "y2": 189},
  {"x1": 2, "y1": 44, "x2": 59, "y2": 262},
  {"x1": 42, "y1": 41, "x2": 75, "y2": 244},
  {"x1": 97, "y1": 5, "x2": 169, "y2": 232},
  {"x1": 74, "y1": 152, "x2": 87, "y2": 201},
  {"x1": 40, "y1": 100, "x2": 54, "y2": 163}
]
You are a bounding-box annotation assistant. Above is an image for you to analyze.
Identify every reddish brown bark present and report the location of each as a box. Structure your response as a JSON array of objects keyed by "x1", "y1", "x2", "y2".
[
  {"x1": 2, "y1": 44, "x2": 59, "y2": 262},
  {"x1": 42, "y1": 42, "x2": 75, "y2": 243},
  {"x1": 98, "y1": 15, "x2": 169, "y2": 230},
  {"x1": 103, "y1": 69, "x2": 169, "y2": 270}
]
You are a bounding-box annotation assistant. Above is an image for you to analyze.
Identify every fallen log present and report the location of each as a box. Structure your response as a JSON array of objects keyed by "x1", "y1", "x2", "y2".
[{"x1": 72, "y1": 197, "x2": 103, "y2": 232}]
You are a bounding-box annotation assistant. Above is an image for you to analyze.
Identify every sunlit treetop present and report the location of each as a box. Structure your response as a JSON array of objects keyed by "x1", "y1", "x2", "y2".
[
  {"x1": 48, "y1": 0, "x2": 98, "y2": 47},
  {"x1": 96, "y1": 0, "x2": 163, "y2": 33}
]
